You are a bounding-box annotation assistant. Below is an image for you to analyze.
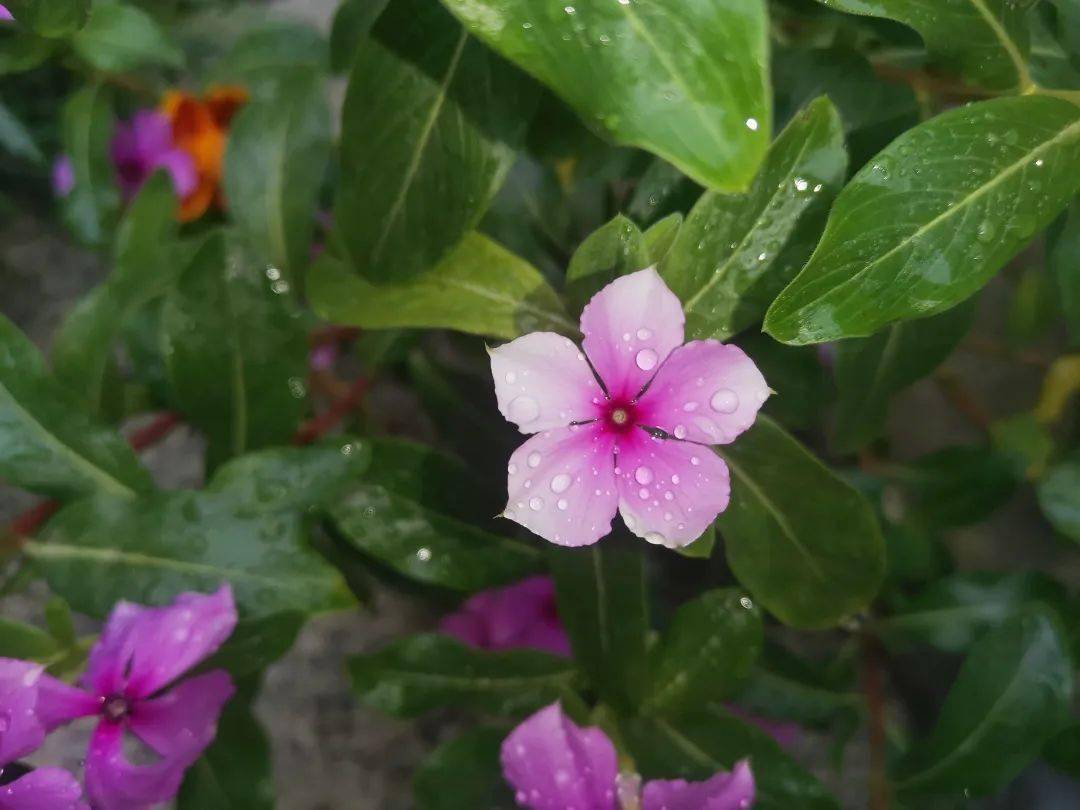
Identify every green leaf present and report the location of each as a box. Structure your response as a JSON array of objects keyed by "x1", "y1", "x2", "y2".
[
  {"x1": 348, "y1": 633, "x2": 580, "y2": 718},
  {"x1": 414, "y1": 727, "x2": 516, "y2": 810},
  {"x1": 897, "y1": 445, "x2": 1017, "y2": 528},
  {"x1": 334, "y1": 0, "x2": 536, "y2": 283},
  {"x1": 0, "y1": 101, "x2": 43, "y2": 164},
  {"x1": 28, "y1": 487, "x2": 355, "y2": 619},
  {"x1": 812, "y1": 0, "x2": 1032, "y2": 91},
  {"x1": 71, "y1": 2, "x2": 183, "y2": 72},
  {"x1": 329, "y1": 0, "x2": 389, "y2": 73},
  {"x1": 644, "y1": 589, "x2": 763, "y2": 717},
  {"x1": 208, "y1": 21, "x2": 328, "y2": 97},
  {"x1": 60, "y1": 83, "x2": 120, "y2": 245},
  {"x1": 765, "y1": 96, "x2": 1080, "y2": 345},
  {"x1": 4, "y1": 0, "x2": 88, "y2": 37},
  {"x1": 163, "y1": 232, "x2": 308, "y2": 468},
  {"x1": 991, "y1": 412, "x2": 1054, "y2": 479},
  {"x1": 717, "y1": 416, "x2": 885, "y2": 628},
  {"x1": 832, "y1": 300, "x2": 977, "y2": 452},
  {"x1": 309, "y1": 234, "x2": 575, "y2": 340},
  {"x1": 201, "y1": 612, "x2": 304, "y2": 679},
  {"x1": 737, "y1": 334, "x2": 830, "y2": 431},
  {"x1": 224, "y1": 71, "x2": 330, "y2": 285},
  {"x1": 564, "y1": 214, "x2": 648, "y2": 314},
  {"x1": 1038, "y1": 454, "x2": 1080, "y2": 542},
  {"x1": 0, "y1": 618, "x2": 60, "y2": 660},
  {"x1": 43, "y1": 596, "x2": 76, "y2": 647},
  {"x1": 642, "y1": 212, "x2": 682, "y2": 264},
  {"x1": 737, "y1": 647, "x2": 861, "y2": 728},
  {"x1": 440, "y1": 0, "x2": 771, "y2": 191},
  {"x1": 661, "y1": 97, "x2": 846, "y2": 341},
  {"x1": 178, "y1": 696, "x2": 274, "y2": 810},
  {"x1": 0, "y1": 28, "x2": 58, "y2": 75},
  {"x1": 548, "y1": 542, "x2": 649, "y2": 713},
  {"x1": 626, "y1": 159, "x2": 700, "y2": 227},
  {"x1": 624, "y1": 706, "x2": 840, "y2": 810},
  {"x1": 52, "y1": 172, "x2": 180, "y2": 415},
  {"x1": 895, "y1": 610, "x2": 1074, "y2": 797},
  {"x1": 0, "y1": 313, "x2": 151, "y2": 498},
  {"x1": 1044, "y1": 723, "x2": 1080, "y2": 778},
  {"x1": 1049, "y1": 201, "x2": 1080, "y2": 347},
  {"x1": 878, "y1": 572, "x2": 1068, "y2": 653}
]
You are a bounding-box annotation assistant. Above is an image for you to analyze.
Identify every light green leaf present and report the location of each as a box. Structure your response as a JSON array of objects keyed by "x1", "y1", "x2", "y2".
[
  {"x1": 0, "y1": 618, "x2": 60, "y2": 660},
  {"x1": 4, "y1": 0, "x2": 88, "y2": 37},
  {"x1": 642, "y1": 212, "x2": 682, "y2": 264},
  {"x1": 309, "y1": 234, "x2": 575, "y2": 340},
  {"x1": 60, "y1": 83, "x2": 119, "y2": 245},
  {"x1": 329, "y1": 0, "x2": 389, "y2": 73},
  {"x1": 564, "y1": 214, "x2": 648, "y2": 313},
  {"x1": 765, "y1": 96, "x2": 1080, "y2": 345},
  {"x1": 0, "y1": 101, "x2": 43, "y2": 164},
  {"x1": 440, "y1": 0, "x2": 771, "y2": 191},
  {"x1": 71, "y1": 2, "x2": 183, "y2": 72},
  {"x1": 208, "y1": 21, "x2": 328, "y2": 97}
]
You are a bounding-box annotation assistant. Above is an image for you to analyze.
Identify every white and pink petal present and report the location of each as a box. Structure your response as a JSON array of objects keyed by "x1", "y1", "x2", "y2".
[{"x1": 641, "y1": 759, "x2": 756, "y2": 810}]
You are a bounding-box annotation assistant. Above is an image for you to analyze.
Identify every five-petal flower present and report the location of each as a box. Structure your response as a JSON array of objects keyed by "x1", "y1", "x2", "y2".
[{"x1": 439, "y1": 576, "x2": 569, "y2": 657}]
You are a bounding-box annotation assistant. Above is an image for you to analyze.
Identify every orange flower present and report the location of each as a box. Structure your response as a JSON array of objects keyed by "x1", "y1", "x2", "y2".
[{"x1": 159, "y1": 86, "x2": 248, "y2": 222}]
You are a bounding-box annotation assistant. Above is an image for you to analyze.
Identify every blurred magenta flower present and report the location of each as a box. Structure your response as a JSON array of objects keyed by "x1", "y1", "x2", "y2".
[
  {"x1": 501, "y1": 702, "x2": 755, "y2": 809},
  {"x1": 0, "y1": 6, "x2": 11, "y2": 22},
  {"x1": 111, "y1": 110, "x2": 197, "y2": 201},
  {"x1": 309, "y1": 342, "x2": 338, "y2": 372},
  {"x1": 0, "y1": 659, "x2": 87, "y2": 810},
  {"x1": 491, "y1": 268, "x2": 768, "y2": 548},
  {"x1": 440, "y1": 576, "x2": 570, "y2": 657},
  {"x1": 52, "y1": 156, "x2": 74, "y2": 198},
  {"x1": 35, "y1": 586, "x2": 237, "y2": 809}
]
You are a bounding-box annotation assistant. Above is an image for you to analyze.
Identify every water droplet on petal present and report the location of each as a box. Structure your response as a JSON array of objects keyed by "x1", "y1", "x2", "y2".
[
  {"x1": 636, "y1": 327, "x2": 652, "y2": 340},
  {"x1": 529, "y1": 497, "x2": 544, "y2": 511},
  {"x1": 507, "y1": 463, "x2": 517, "y2": 475},
  {"x1": 505, "y1": 371, "x2": 517, "y2": 384},
  {"x1": 671, "y1": 474, "x2": 680, "y2": 484},
  {"x1": 690, "y1": 456, "x2": 700, "y2": 466},
  {"x1": 638, "y1": 487, "x2": 650, "y2": 499},
  {"x1": 673, "y1": 424, "x2": 687, "y2": 439},
  {"x1": 634, "y1": 466, "x2": 653, "y2": 485},
  {"x1": 551, "y1": 473, "x2": 572, "y2": 493},
  {"x1": 509, "y1": 396, "x2": 540, "y2": 423},
  {"x1": 664, "y1": 491, "x2": 674, "y2": 500},
  {"x1": 557, "y1": 499, "x2": 569, "y2": 511},
  {"x1": 635, "y1": 348, "x2": 658, "y2": 371},
  {"x1": 682, "y1": 401, "x2": 698, "y2": 412},
  {"x1": 710, "y1": 388, "x2": 739, "y2": 413},
  {"x1": 527, "y1": 452, "x2": 542, "y2": 468}
]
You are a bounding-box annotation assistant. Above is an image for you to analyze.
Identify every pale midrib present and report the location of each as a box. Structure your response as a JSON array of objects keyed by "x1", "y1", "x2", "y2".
[
  {"x1": 220, "y1": 269, "x2": 247, "y2": 457},
  {"x1": 817, "y1": 115, "x2": 1080, "y2": 307},
  {"x1": 368, "y1": 30, "x2": 469, "y2": 267},
  {"x1": 718, "y1": 451, "x2": 827, "y2": 581},
  {"x1": 858, "y1": 323, "x2": 904, "y2": 411},
  {"x1": 654, "y1": 717, "x2": 720, "y2": 769},
  {"x1": 0, "y1": 384, "x2": 134, "y2": 497},
  {"x1": 367, "y1": 667, "x2": 574, "y2": 692},
  {"x1": 966, "y1": 0, "x2": 1031, "y2": 89},
  {"x1": 879, "y1": 603, "x2": 1012, "y2": 630},
  {"x1": 441, "y1": 277, "x2": 578, "y2": 335},
  {"x1": 267, "y1": 110, "x2": 291, "y2": 273}
]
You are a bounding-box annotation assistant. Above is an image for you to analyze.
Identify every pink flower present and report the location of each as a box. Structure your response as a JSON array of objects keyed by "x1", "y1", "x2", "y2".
[
  {"x1": 0, "y1": 659, "x2": 86, "y2": 810},
  {"x1": 36, "y1": 586, "x2": 237, "y2": 809},
  {"x1": 111, "y1": 111, "x2": 197, "y2": 202},
  {"x1": 439, "y1": 576, "x2": 570, "y2": 657},
  {"x1": 52, "y1": 156, "x2": 75, "y2": 198},
  {"x1": 501, "y1": 702, "x2": 755, "y2": 809},
  {"x1": 491, "y1": 267, "x2": 768, "y2": 548}
]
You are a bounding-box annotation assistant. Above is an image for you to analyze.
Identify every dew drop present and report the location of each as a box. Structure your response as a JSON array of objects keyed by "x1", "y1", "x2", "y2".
[
  {"x1": 740, "y1": 596, "x2": 754, "y2": 610},
  {"x1": 664, "y1": 491, "x2": 674, "y2": 501},
  {"x1": 635, "y1": 348, "x2": 658, "y2": 371},
  {"x1": 508, "y1": 463, "x2": 518, "y2": 475},
  {"x1": 690, "y1": 456, "x2": 700, "y2": 466},
  {"x1": 671, "y1": 474, "x2": 680, "y2": 484},
  {"x1": 635, "y1": 466, "x2": 654, "y2": 485},
  {"x1": 793, "y1": 177, "x2": 809, "y2": 192},
  {"x1": 636, "y1": 327, "x2": 652, "y2": 340},
  {"x1": 529, "y1": 497, "x2": 544, "y2": 511},
  {"x1": 663, "y1": 512, "x2": 673, "y2": 521},
  {"x1": 644, "y1": 531, "x2": 667, "y2": 545},
  {"x1": 505, "y1": 371, "x2": 517, "y2": 384},
  {"x1": 745, "y1": 118, "x2": 759, "y2": 131},
  {"x1": 638, "y1": 487, "x2": 650, "y2": 499},
  {"x1": 976, "y1": 221, "x2": 996, "y2": 243},
  {"x1": 710, "y1": 388, "x2": 739, "y2": 413},
  {"x1": 416, "y1": 547, "x2": 432, "y2": 562},
  {"x1": 682, "y1": 401, "x2": 698, "y2": 412},
  {"x1": 557, "y1": 499, "x2": 569, "y2": 511},
  {"x1": 673, "y1": 424, "x2": 687, "y2": 439},
  {"x1": 527, "y1": 452, "x2": 542, "y2": 468},
  {"x1": 509, "y1": 396, "x2": 540, "y2": 424},
  {"x1": 551, "y1": 473, "x2": 572, "y2": 493}
]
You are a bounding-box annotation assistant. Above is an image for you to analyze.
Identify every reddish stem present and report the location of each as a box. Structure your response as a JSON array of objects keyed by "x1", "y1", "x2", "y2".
[
  {"x1": 127, "y1": 411, "x2": 181, "y2": 451},
  {"x1": 862, "y1": 634, "x2": 890, "y2": 810},
  {"x1": 292, "y1": 376, "x2": 369, "y2": 446},
  {"x1": 308, "y1": 326, "x2": 361, "y2": 347}
]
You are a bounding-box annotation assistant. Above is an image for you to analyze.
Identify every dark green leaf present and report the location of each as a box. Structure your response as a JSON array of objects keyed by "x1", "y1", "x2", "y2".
[
  {"x1": 1038, "y1": 454, "x2": 1080, "y2": 542},
  {"x1": 717, "y1": 416, "x2": 885, "y2": 628},
  {"x1": 202, "y1": 612, "x2": 304, "y2": 679},
  {"x1": 441, "y1": 0, "x2": 771, "y2": 191},
  {"x1": 60, "y1": 83, "x2": 120, "y2": 245},
  {"x1": 627, "y1": 159, "x2": 700, "y2": 228},
  {"x1": 737, "y1": 650, "x2": 861, "y2": 729},
  {"x1": 71, "y1": 2, "x2": 183, "y2": 72},
  {"x1": 224, "y1": 70, "x2": 331, "y2": 284},
  {"x1": 414, "y1": 727, "x2": 516, "y2": 810},
  {"x1": 645, "y1": 589, "x2": 763, "y2": 717},
  {"x1": 548, "y1": 542, "x2": 649, "y2": 713},
  {"x1": 1044, "y1": 723, "x2": 1080, "y2": 778},
  {"x1": 0, "y1": 618, "x2": 60, "y2": 660},
  {"x1": 43, "y1": 596, "x2": 76, "y2": 647},
  {"x1": 334, "y1": 0, "x2": 536, "y2": 283},
  {"x1": 661, "y1": 97, "x2": 847, "y2": 341},
  {"x1": 812, "y1": 0, "x2": 1032, "y2": 91},
  {"x1": 624, "y1": 706, "x2": 840, "y2": 810},
  {"x1": 895, "y1": 610, "x2": 1074, "y2": 797},
  {"x1": 898, "y1": 445, "x2": 1017, "y2": 528},
  {"x1": 330, "y1": 0, "x2": 389, "y2": 73},
  {"x1": 1049, "y1": 201, "x2": 1080, "y2": 346},
  {"x1": 642, "y1": 213, "x2": 682, "y2": 264},
  {"x1": 4, "y1": 0, "x2": 88, "y2": 37},
  {"x1": 309, "y1": 234, "x2": 575, "y2": 340},
  {"x1": 564, "y1": 214, "x2": 648, "y2": 313},
  {"x1": 737, "y1": 333, "x2": 830, "y2": 431},
  {"x1": 766, "y1": 97, "x2": 1080, "y2": 344},
  {"x1": 0, "y1": 313, "x2": 151, "y2": 498},
  {"x1": 348, "y1": 633, "x2": 580, "y2": 717},
  {"x1": 163, "y1": 232, "x2": 308, "y2": 468},
  {"x1": 0, "y1": 28, "x2": 58, "y2": 75},
  {"x1": 991, "y1": 412, "x2": 1054, "y2": 479},
  {"x1": 0, "y1": 101, "x2": 43, "y2": 164},
  {"x1": 208, "y1": 21, "x2": 328, "y2": 97},
  {"x1": 878, "y1": 572, "x2": 1068, "y2": 653},
  {"x1": 832, "y1": 300, "x2": 977, "y2": 451}
]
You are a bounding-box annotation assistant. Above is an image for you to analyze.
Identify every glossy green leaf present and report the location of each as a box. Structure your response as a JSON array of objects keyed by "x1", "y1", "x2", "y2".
[
  {"x1": 27, "y1": 487, "x2": 355, "y2": 618},
  {"x1": 71, "y1": 2, "x2": 183, "y2": 72},
  {"x1": 208, "y1": 21, "x2": 328, "y2": 96},
  {"x1": 329, "y1": 0, "x2": 389, "y2": 73},
  {"x1": 897, "y1": 445, "x2": 1017, "y2": 528},
  {"x1": 0, "y1": 313, "x2": 151, "y2": 499},
  {"x1": 832, "y1": 300, "x2": 977, "y2": 451},
  {"x1": 334, "y1": 0, "x2": 536, "y2": 283},
  {"x1": 60, "y1": 83, "x2": 119, "y2": 245},
  {"x1": 163, "y1": 232, "x2": 308, "y2": 468},
  {"x1": 348, "y1": 633, "x2": 580, "y2": 717},
  {"x1": 812, "y1": 0, "x2": 1032, "y2": 91},
  {"x1": 4, "y1": 0, "x2": 88, "y2": 37},
  {"x1": 414, "y1": 727, "x2": 515, "y2": 810},
  {"x1": 0, "y1": 101, "x2": 43, "y2": 164},
  {"x1": 564, "y1": 214, "x2": 648, "y2": 314},
  {"x1": 0, "y1": 618, "x2": 60, "y2": 660},
  {"x1": 624, "y1": 706, "x2": 840, "y2": 810},
  {"x1": 224, "y1": 70, "x2": 331, "y2": 284},
  {"x1": 178, "y1": 697, "x2": 274, "y2": 810},
  {"x1": 878, "y1": 572, "x2": 1068, "y2": 653},
  {"x1": 440, "y1": 0, "x2": 771, "y2": 191},
  {"x1": 1049, "y1": 201, "x2": 1080, "y2": 346},
  {"x1": 52, "y1": 172, "x2": 179, "y2": 415},
  {"x1": 737, "y1": 334, "x2": 830, "y2": 431},
  {"x1": 644, "y1": 589, "x2": 763, "y2": 717},
  {"x1": 661, "y1": 97, "x2": 847, "y2": 341},
  {"x1": 1038, "y1": 454, "x2": 1080, "y2": 542},
  {"x1": 626, "y1": 159, "x2": 700, "y2": 227},
  {"x1": 309, "y1": 234, "x2": 575, "y2": 340},
  {"x1": 766, "y1": 96, "x2": 1080, "y2": 345},
  {"x1": 895, "y1": 610, "x2": 1073, "y2": 797},
  {"x1": 717, "y1": 416, "x2": 885, "y2": 628},
  {"x1": 548, "y1": 542, "x2": 649, "y2": 713},
  {"x1": 642, "y1": 213, "x2": 682, "y2": 264}
]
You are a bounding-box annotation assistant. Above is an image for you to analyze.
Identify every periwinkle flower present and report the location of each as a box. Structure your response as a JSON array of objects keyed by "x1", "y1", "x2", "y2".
[
  {"x1": 501, "y1": 702, "x2": 755, "y2": 810},
  {"x1": 0, "y1": 6, "x2": 11, "y2": 22},
  {"x1": 491, "y1": 268, "x2": 768, "y2": 548},
  {"x1": 440, "y1": 576, "x2": 570, "y2": 657},
  {"x1": 52, "y1": 156, "x2": 75, "y2": 198},
  {"x1": 110, "y1": 110, "x2": 198, "y2": 203}
]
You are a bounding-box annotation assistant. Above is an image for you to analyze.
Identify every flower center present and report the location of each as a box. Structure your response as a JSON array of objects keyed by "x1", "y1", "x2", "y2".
[
  {"x1": 604, "y1": 400, "x2": 638, "y2": 434},
  {"x1": 610, "y1": 408, "x2": 629, "y2": 425},
  {"x1": 103, "y1": 695, "x2": 131, "y2": 722}
]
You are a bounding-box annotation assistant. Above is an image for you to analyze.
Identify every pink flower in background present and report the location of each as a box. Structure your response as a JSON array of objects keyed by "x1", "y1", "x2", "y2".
[
  {"x1": 36, "y1": 586, "x2": 237, "y2": 809},
  {"x1": 440, "y1": 576, "x2": 570, "y2": 657},
  {"x1": 501, "y1": 702, "x2": 755, "y2": 810},
  {"x1": 0, "y1": 659, "x2": 86, "y2": 810},
  {"x1": 111, "y1": 110, "x2": 197, "y2": 202},
  {"x1": 0, "y1": 6, "x2": 12, "y2": 22},
  {"x1": 52, "y1": 156, "x2": 75, "y2": 198},
  {"x1": 491, "y1": 267, "x2": 768, "y2": 548}
]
